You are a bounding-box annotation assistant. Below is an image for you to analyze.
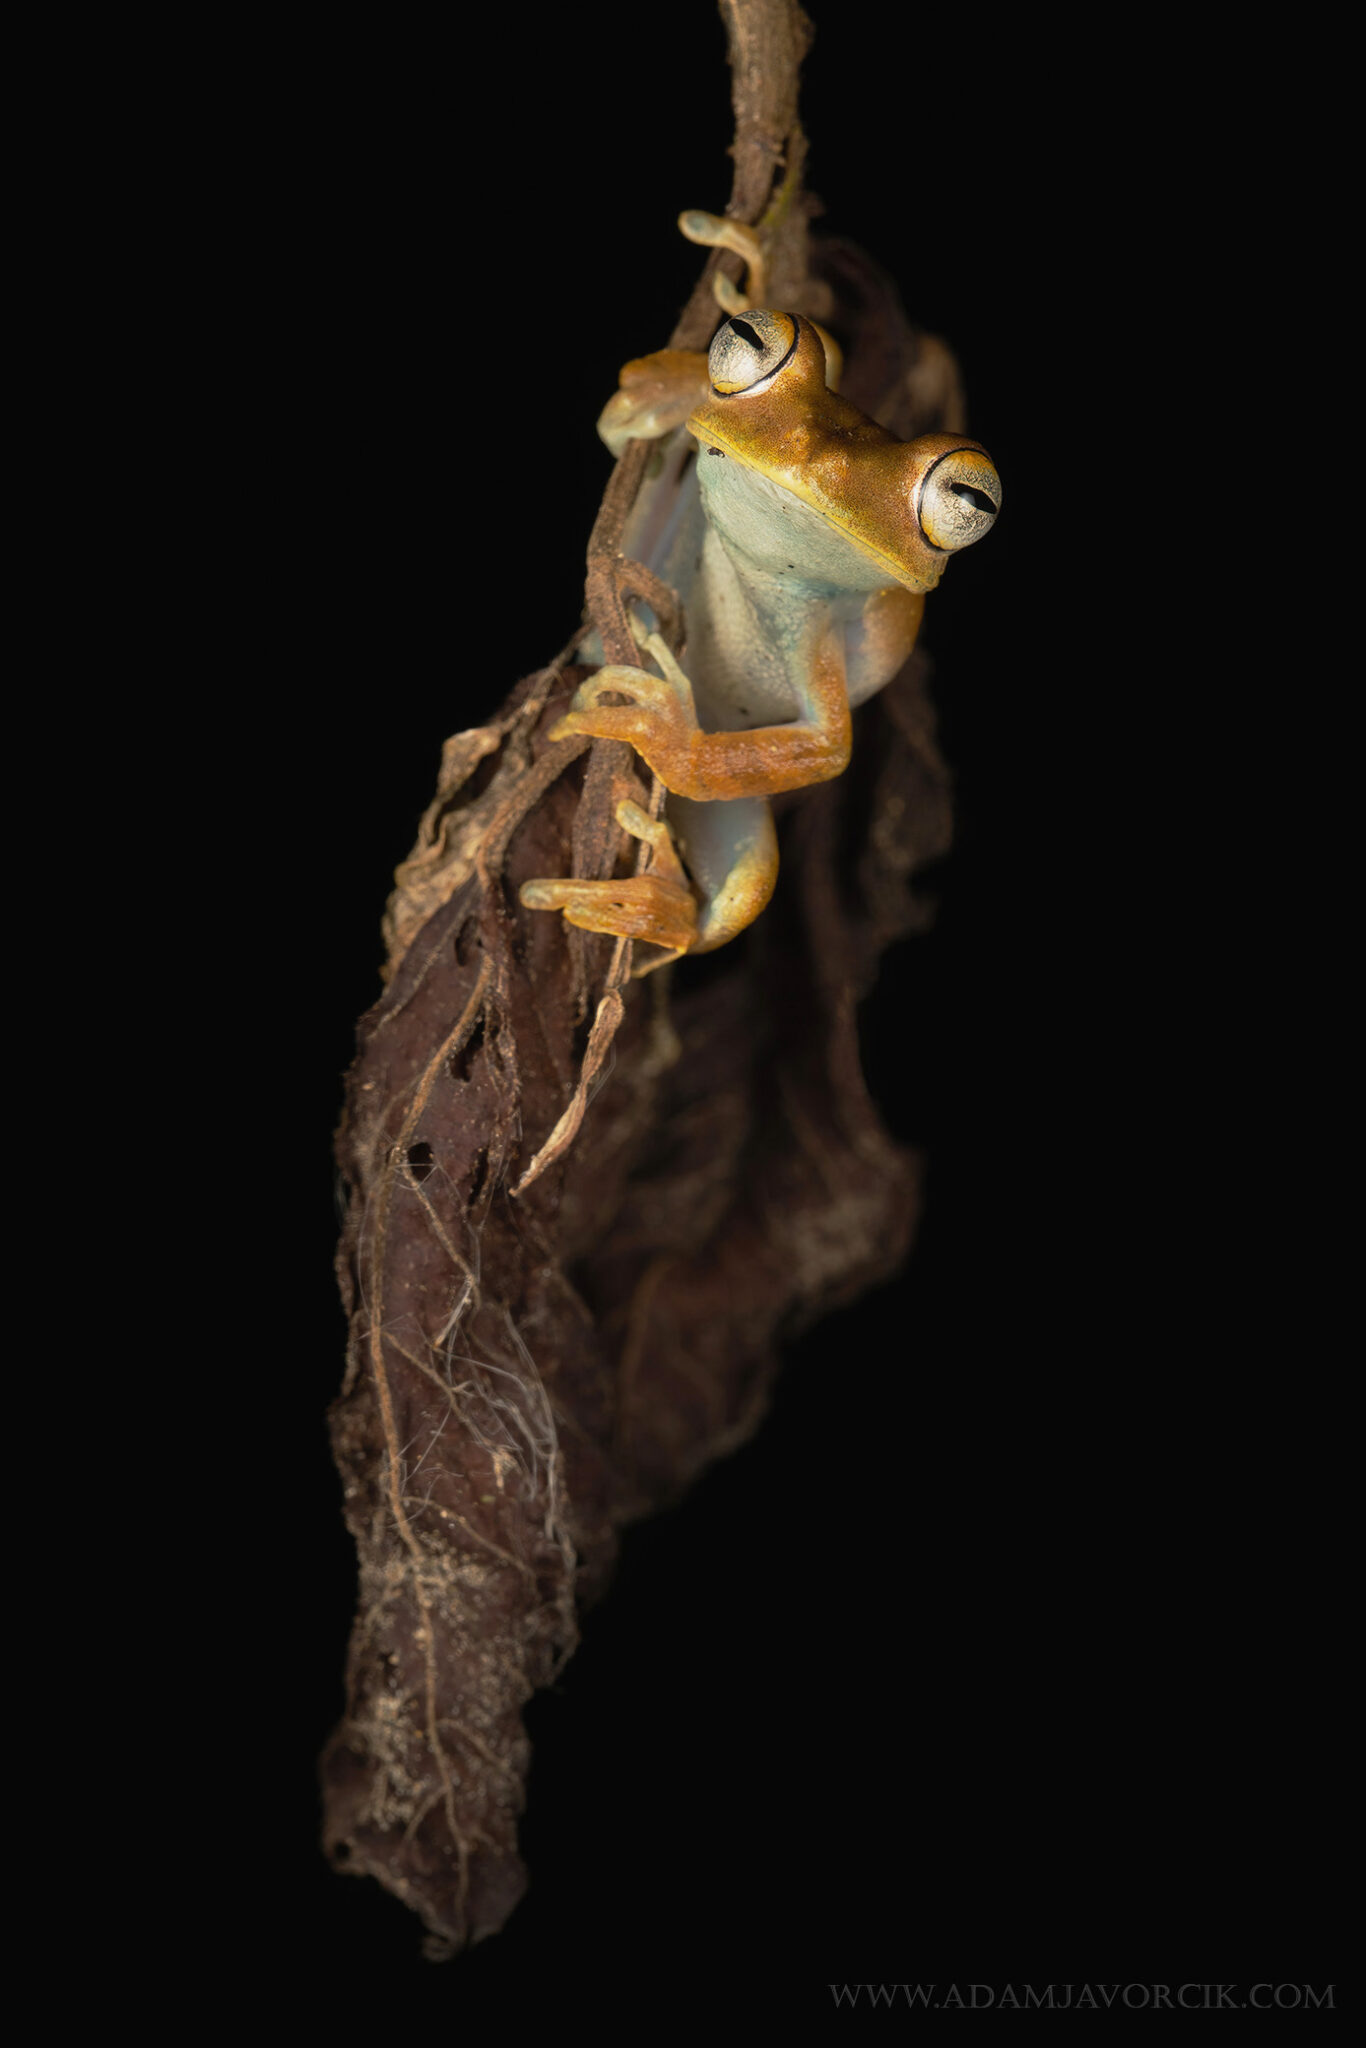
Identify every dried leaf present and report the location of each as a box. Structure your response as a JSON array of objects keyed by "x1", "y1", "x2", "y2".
[{"x1": 324, "y1": 0, "x2": 969, "y2": 1956}]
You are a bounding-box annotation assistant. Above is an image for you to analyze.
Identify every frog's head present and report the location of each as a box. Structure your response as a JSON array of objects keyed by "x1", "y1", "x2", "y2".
[{"x1": 687, "y1": 311, "x2": 1001, "y2": 595}]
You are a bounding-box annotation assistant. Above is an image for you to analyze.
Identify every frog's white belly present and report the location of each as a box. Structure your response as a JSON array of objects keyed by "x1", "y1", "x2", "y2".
[
  {"x1": 688, "y1": 454, "x2": 907, "y2": 729},
  {"x1": 586, "y1": 429, "x2": 907, "y2": 732}
]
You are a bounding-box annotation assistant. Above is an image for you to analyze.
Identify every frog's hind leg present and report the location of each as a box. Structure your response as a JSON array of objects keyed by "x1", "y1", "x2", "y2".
[
  {"x1": 521, "y1": 793, "x2": 778, "y2": 968},
  {"x1": 668, "y1": 792, "x2": 779, "y2": 953},
  {"x1": 520, "y1": 800, "x2": 698, "y2": 966}
]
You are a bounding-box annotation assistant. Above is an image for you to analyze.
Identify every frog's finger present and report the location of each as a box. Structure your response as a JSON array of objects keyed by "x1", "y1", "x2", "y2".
[
  {"x1": 712, "y1": 274, "x2": 750, "y2": 316},
  {"x1": 676, "y1": 209, "x2": 767, "y2": 308},
  {"x1": 547, "y1": 706, "x2": 651, "y2": 747}
]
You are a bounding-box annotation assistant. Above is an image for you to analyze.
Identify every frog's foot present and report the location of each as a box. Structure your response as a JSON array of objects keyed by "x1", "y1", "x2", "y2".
[
  {"x1": 520, "y1": 800, "x2": 698, "y2": 970},
  {"x1": 547, "y1": 630, "x2": 700, "y2": 787},
  {"x1": 677, "y1": 210, "x2": 767, "y2": 314}
]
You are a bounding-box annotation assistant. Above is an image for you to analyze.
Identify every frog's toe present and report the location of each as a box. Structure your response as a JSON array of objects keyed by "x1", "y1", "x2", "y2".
[{"x1": 519, "y1": 873, "x2": 697, "y2": 955}]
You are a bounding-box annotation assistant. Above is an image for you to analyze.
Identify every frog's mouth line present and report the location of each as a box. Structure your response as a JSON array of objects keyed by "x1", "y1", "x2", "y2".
[{"x1": 688, "y1": 416, "x2": 942, "y2": 596}]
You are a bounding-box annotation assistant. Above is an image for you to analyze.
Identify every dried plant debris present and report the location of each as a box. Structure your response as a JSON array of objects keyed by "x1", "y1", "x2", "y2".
[{"x1": 323, "y1": 0, "x2": 967, "y2": 1957}]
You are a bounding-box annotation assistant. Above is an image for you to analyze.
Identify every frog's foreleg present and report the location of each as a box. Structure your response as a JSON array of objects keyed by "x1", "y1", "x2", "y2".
[
  {"x1": 520, "y1": 800, "x2": 698, "y2": 970},
  {"x1": 596, "y1": 349, "x2": 711, "y2": 457},
  {"x1": 550, "y1": 627, "x2": 853, "y2": 804},
  {"x1": 667, "y1": 793, "x2": 778, "y2": 952}
]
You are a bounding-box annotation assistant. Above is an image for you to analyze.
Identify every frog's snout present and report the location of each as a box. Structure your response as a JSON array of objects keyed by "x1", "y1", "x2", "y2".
[{"x1": 917, "y1": 446, "x2": 1002, "y2": 552}]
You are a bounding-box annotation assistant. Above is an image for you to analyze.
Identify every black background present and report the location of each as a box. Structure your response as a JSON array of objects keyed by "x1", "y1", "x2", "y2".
[{"x1": 197, "y1": 3, "x2": 1346, "y2": 2015}]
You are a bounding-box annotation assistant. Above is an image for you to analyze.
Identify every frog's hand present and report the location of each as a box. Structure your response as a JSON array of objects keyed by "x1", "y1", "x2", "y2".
[
  {"x1": 677, "y1": 210, "x2": 766, "y2": 316},
  {"x1": 675, "y1": 216, "x2": 845, "y2": 390},
  {"x1": 552, "y1": 630, "x2": 854, "y2": 806},
  {"x1": 597, "y1": 349, "x2": 710, "y2": 457},
  {"x1": 520, "y1": 801, "x2": 698, "y2": 973}
]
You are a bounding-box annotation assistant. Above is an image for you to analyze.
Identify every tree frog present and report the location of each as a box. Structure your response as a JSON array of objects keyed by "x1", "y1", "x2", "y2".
[{"x1": 521, "y1": 299, "x2": 1000, "y2": 967}]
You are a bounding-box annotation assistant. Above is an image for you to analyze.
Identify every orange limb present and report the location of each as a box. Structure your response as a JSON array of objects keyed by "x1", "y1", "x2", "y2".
[
  {"x1": 596, "y1": 349, "x2": 711, "y2": 456},
  {"x1": 520, "y1": 801, "x2": 698, "y2": 969},
  {"x1": 549, "y1": 630, "x2": 852, "y2": 805}
]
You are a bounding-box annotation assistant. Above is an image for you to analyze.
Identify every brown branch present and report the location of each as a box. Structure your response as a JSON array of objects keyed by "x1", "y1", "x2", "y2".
[{"x1": 568, "y1": 0, "x2": 816, "y2": 1081}]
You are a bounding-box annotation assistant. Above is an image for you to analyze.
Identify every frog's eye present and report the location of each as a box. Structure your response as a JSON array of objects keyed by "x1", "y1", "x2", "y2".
[
  {"x1": 917, "y1": 446, "x2": 1002, "y2": 551},
  {"x1": 708, "y1": 310, "x2": 799, "y2": 395}
]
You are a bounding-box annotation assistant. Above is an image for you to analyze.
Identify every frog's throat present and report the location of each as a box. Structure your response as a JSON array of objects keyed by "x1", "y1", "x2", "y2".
[{"x1": 685, "y1": 414, "x2": 945, "y2": 596}]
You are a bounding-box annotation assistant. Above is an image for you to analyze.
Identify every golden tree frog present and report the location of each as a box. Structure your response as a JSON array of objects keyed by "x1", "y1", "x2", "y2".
[{"x1": 521, "y1": 286, "x2": 1000, "y2": 967}]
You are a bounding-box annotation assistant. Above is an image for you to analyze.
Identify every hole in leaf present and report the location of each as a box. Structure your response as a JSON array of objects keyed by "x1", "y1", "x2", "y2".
[{"x1": 449, "y1": 1009, "x2": 486, "y2": 1082}]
